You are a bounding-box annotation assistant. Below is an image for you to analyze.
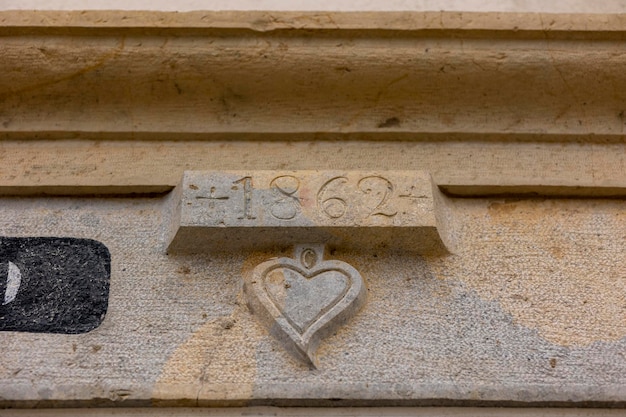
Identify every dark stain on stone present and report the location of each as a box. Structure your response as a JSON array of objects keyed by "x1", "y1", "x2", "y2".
[
  {"x1": 377, "y1": 117, "x2": 401, "y2": 128},
  {"x1": 0, "y1": 237, "x2": 110, "y2": 334}
]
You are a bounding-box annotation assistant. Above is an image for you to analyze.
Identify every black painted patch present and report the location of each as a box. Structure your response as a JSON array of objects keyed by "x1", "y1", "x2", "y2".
[{"x1": 0, "y1": 237, "x2": 110, "y2": 334}]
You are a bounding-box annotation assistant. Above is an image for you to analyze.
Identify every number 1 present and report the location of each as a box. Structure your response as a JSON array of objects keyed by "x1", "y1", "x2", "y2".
[{"x1": 234, "y1": 176, "x2": 256, "y2": 219}]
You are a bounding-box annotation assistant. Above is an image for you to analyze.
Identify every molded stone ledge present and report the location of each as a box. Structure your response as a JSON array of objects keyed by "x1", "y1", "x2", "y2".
[
  {"x1": 0, "y1": 10, "x2": 625, "y2": 197},
  {"x1": 167, "y1": 170, "x2": 455, "y2": 254},
  {"x1": 0, "y1": 140, "x2": 623, "y2": 197},
  {"x1": 2, "y1": 10, "x2": 626, "y2": 143}
]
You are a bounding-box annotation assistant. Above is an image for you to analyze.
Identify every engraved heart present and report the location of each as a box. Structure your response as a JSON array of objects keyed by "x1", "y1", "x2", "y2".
[
  {"x1": 264, "y1": 266, "x2": 349, "y2": 335},
  {"x1": 245, "y1": 245, "x2": 366, "y2": 368}
]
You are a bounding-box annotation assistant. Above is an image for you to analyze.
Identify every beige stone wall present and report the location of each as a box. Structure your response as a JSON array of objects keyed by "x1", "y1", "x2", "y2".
[
  {"x1": 3, "y1": 0, "x2": 626, "y2": 12},
  {"x1": 1, "y1": 9, "x2": 625, "y2": 412}
]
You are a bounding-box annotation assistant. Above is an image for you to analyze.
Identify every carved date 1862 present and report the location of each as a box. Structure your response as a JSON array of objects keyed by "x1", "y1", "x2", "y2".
[{"x1": 193, "y1": 173, "x2": 410, "y2": 223}]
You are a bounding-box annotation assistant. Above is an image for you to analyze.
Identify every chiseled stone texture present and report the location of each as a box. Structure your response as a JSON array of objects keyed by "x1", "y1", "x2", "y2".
[{"x1": 0, "y1": 194, "x2": 623, "y2": 406}]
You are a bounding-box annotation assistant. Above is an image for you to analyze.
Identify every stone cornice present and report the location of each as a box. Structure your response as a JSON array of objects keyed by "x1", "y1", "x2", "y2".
[
  {"x1": 0, "y1": 11, "x2": 625, "y2": 195},
  {"x1": 2, "y1": 10, "x2": 626, "y2": 32}
]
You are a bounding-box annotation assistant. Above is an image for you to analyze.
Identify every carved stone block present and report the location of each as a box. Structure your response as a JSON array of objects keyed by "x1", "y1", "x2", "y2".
[{"x1": 167, "y1": 170, "x2": 455, "y2": 254}]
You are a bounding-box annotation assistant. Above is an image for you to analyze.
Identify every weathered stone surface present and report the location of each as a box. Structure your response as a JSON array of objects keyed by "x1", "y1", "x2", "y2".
[
  {"x1": 1, "y1": 11, "x2": 626, "y2": 197},
  {"x1": 2, "y1": 407, "x2": 626, "y2": 416},
  {"x1": 0, "y1": 9, "x2": 625, "y2": 411},
  {"x1": 0, "y1": 195, "x2": 623, "y2": 407},
  {"x1": 167, "y1": 171, "x2": 455, "y2": 254},
  {"x1": 0, "y1": 140, "x2": 625, "y2": 197}
]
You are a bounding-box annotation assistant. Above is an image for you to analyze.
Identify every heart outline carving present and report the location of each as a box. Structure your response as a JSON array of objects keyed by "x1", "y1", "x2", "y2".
[{"x1": 245, "y1": 244, "x2": 366, "y2": 368}]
